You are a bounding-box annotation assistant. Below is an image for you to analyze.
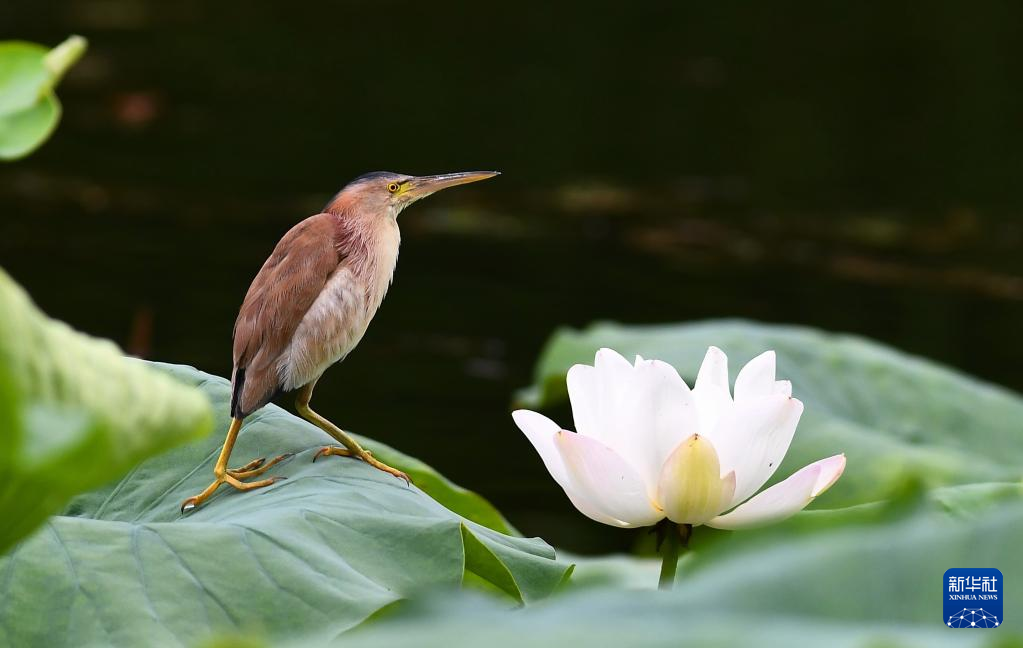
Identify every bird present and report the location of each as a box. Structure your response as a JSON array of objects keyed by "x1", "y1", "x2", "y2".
[{"x1": 181, "y1": 170, "x2": 500, "y2": 512}]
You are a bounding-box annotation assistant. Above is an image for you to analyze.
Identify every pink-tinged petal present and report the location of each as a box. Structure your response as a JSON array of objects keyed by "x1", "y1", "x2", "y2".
[
  {"x1": 513, "y1": 410, "x2": 641, "y2": 527},
  {"x1": 733, "y1": 351, "x2": 776, "y2": 402},
  {"x1": 565, "y1": 492, "x2": 629, "y2": 527},
  {"x1": 707, "y1": 454, "x2": 846, "y2": 530},
  {"x1": 512, "y1": 410, "x2": 569, "y2": 486},
  {"x1": 809, "y1": 454, "x2": 846, "y2": 495},
  {"x1": 693, "y1": 346, "x2": 733, "y2": 440},
  {"x1": 656, "y1": 434, "x2": 735, "y2": 525},
  {"x1": 554, "y1": 430, "x2": 664, "y2": 527},
  {"x1": 714, "y1": 395, "x2": 803, "y2": 507}
]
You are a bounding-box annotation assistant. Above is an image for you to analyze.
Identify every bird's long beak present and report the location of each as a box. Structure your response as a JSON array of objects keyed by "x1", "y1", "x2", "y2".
[{"x1": 405, "y1": 171, "x2": 500, "y2": 199}]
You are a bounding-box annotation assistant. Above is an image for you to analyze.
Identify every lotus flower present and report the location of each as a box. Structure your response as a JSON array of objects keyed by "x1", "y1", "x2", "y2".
[{"x1": 513, "y1": 347, "x2": 845, "y2": 530}]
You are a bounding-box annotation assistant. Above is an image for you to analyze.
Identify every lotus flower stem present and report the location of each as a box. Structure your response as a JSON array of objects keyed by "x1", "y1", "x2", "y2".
[{"x1": 657, "y1": 522, "x2": 691, "y2": 591}]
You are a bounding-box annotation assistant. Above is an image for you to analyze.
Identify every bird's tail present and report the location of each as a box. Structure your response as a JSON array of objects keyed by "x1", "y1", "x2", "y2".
[{"x1": 230, "y1": 366, "x2": 246, "y2": 419}]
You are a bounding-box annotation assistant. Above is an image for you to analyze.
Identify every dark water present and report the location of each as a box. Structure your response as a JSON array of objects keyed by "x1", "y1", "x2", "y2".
[{"x1": 3, "y1": 2, "x2": 1022, "y2": 552}]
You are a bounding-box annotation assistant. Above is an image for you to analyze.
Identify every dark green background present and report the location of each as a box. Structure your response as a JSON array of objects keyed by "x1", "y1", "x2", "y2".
[{"x1": 2, "y1": 1, "x2": 1021, "y2": 551}]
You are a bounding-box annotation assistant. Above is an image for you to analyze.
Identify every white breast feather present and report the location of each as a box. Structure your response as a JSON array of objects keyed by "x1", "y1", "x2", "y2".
[{"x1": 277, "y1": 220, "x2": 400, "y2": 391}]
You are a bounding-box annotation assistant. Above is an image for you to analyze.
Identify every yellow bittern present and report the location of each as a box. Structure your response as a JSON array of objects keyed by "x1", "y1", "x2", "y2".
[{"x1": 181, "y1": 170, "x2": 499, "y2": 512}]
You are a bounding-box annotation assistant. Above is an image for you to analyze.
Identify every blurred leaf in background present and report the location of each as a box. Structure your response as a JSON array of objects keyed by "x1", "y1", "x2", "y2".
[
  {"x1": 0, "y1": 35, "x2": 85, "y2": 160},
  {"x1": 0, "y1": 268, "x2": 213, "y2": 551},
  {"x1": 0, "y1": 363, "x2": 570, "y2": 647}
]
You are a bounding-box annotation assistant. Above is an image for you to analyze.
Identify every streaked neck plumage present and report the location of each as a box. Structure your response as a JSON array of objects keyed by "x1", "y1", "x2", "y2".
[{"x1": 325, "y1": 195, "x2": 402, "y2": 310}]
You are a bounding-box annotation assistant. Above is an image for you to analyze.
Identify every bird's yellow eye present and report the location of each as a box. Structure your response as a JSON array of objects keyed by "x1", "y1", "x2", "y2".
[{"x1": 387, "y1": 182, "x2": 400, "y2": 193}]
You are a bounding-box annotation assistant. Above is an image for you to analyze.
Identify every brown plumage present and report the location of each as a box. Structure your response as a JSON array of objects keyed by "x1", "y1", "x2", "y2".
[
  {"x1": 231, "y1": 213, "x2": 341, "y2": 417},
  {"x1": 181, "y1": 170, "x2": 499, "y2": 512}
]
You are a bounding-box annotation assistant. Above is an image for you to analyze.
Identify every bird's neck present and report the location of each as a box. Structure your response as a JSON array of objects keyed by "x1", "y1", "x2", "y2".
[{"x1": 331, "y1": 212, "x2": 401, "y2": 291}]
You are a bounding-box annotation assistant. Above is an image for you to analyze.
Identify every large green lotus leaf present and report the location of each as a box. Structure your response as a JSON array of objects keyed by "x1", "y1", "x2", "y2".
[
  {"x1": 315, "y1": 493, "x2": 1023, "y2": 647},
  {"x1": 0, "y1": 362, "x2": 571, "y2": 647},
  {"x1": 516, "y1": 320, "x2": 1023, "y2": 508},
  {"x1": 0, "y1": 268, "x2": 214, "y2": 551},
  {"x1": 349, "y1": 429, "x2": 518, "y2": 536},
  {"x1": 0, "y1": 36, "x2": 85, "y2": 160}
]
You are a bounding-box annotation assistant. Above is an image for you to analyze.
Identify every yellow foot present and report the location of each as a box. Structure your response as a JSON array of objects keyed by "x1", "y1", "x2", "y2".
[
  {"x1": 313, "y1": 446, "x2": 410, "y2": 485},
  {"x1": 226, "y1": 453, "x2": 293, "y2": 480},
  {"x1": 180, "y1": 473, "x2": 285, "y2": 513}
]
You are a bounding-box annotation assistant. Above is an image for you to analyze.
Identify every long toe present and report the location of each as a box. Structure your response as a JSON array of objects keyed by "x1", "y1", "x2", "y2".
[
  {"x1": 313, "y1": 446, "x2": 354, "y2": 462},
  {"x1": 223, "y1": 474, "x2": 286, "y2": 491},
  {"x1": 180, "y1": 476, "x2": 228, "y2": 513},
  {"x1": 231, "y1": 457, "x2": 267, "y2": 472},
  {"x1": 180, "y1": 464, "x2": 288, "y2": 513},
  {"x1": 360, "y1": 454, "x2": 412, "y2": 485},
  {"x1": 227, "y1": 453, "x2": 294, "y2": 480}
]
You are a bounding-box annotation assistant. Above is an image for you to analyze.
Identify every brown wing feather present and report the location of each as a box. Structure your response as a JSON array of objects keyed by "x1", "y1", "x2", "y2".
[{"x1": 231, "y1": 213, "x2": 341, "y2": 417}]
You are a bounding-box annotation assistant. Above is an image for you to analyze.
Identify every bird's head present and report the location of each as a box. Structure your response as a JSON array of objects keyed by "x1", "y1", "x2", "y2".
[{"x1": 327, "y1": 170, "x2": 500, "y2": 220}]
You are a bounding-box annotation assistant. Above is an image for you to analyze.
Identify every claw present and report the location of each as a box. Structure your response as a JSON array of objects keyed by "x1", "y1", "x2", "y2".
[{"x1": 180, "y1": 498, "x2": 198, "y2": 514}]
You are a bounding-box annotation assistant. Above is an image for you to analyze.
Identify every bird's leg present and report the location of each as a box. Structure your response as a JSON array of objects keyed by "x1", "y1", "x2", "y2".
[
  {"x1": 180, "y1": 418, "x2": 285, "y2": 512},
  {"x1": 295, "y1": 382, "x2": 410, "y2": 484}
]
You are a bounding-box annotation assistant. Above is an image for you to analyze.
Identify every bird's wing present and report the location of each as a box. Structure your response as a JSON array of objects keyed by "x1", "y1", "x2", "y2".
[{"x1": 231, "y1": 212, "x2": 342, "y2": 416}]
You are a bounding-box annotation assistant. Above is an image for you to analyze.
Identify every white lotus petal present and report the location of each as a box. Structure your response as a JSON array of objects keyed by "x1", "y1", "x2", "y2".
[
  {"x1": 595, "y1": 347, "x2": 634, "y2": 378},
  {"x1": 566, "y1": 364, "x2": 604, "y2": 440},
  {"x1": 656, "y1": 434, "x2": 735, "y2": 525},
  {"x1": 595, "y1": 358, "x2": 699, "y2": 497},
  {"x1": 712, "y1": 395, "x2": 803, "y2": 506},
  {"x1": 512, "y1": 409, "x2": 569, "y2": 485},
  {"x1": 639, "y1": 359, "x2": 700, "y2": 466},
  {"x1": 808, "y1": 454, "x2": 847, "y2": 495},
  {"x1": 707, "y1": 454, "x2": 847, "y2": 530},
  {"x1": 566, "y1": 348, "x2": 634, "y2": 445},
  {"x1": 773, "y1": 380, "x2": 792, "y2": 398},
  {"x1": 565, "y1": 492, "x2": 629, "y2": 527},
  {"x1": 733, "y1": 351, "x2": 776, "y2": 402},
  {"x1": 733, "y1": 397, "x2": 804, "y2": 504},
  {"x1": 695, "y1": 346, "x2": 729, "y2": 394},
  {"x1": 513, "y1": 410, "x2": 637, "y2": 527},
  {"x1": 554, "y1": 430, "x2": 663, "y2": 527},
  {"x1": 692, "y1": 346, "x2": 733, "y2": 439}
]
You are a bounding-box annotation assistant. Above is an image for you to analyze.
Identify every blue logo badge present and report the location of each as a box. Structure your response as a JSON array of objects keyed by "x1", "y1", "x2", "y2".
[{"x1": 944, "y1": 568, "x2": 1002, "y2": 628}]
